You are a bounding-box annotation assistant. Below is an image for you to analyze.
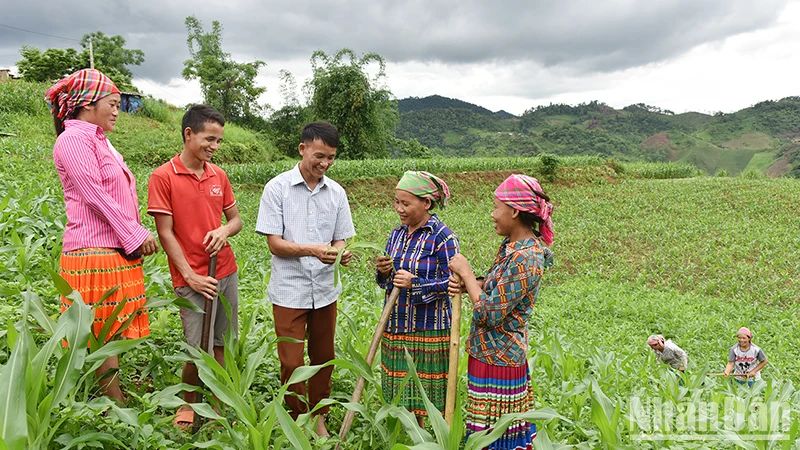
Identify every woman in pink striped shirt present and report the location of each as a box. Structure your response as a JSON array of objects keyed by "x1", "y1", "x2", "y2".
[{"x1": 46, "y1": 69, "x2": 158, "y2": 404}]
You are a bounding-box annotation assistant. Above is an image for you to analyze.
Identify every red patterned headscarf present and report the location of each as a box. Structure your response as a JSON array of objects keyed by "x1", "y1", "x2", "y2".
[
  {"x1": 494, "y1": 174, "x2": 554, "y2": 245},
  {"x1": 45, "y1": 69, "x2": 120, "y2": 120}
]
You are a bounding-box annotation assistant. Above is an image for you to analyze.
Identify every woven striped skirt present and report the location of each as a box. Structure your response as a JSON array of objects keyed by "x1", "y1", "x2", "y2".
[
  {"x1": 466, "y1": 356, "x2": 536, "y2": 450},
  {"x1": 60, "y1": 248, "x2": 150, "y2": 343},
  {"x1": 381, "y1": 329, "x2": 449, "y2": 416}
]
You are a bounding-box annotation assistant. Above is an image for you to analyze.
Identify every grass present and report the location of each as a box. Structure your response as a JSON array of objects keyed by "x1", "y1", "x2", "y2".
[{"x1": 721, "y1": 132, "x2": 776, "y2": 150}]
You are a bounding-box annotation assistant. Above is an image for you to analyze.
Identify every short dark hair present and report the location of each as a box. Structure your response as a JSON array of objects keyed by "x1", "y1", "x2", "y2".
[
  {"x1": 181, "y1": 104, "x2": 225, "y2": 142},
  {"x1": 301, "y1": 121, "x2": 340, "y2": 148}
]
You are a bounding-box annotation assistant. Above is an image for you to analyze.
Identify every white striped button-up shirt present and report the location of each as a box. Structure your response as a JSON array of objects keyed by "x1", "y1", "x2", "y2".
[
  {"x1": 255, "y1": 164, "x2": 355, "y2": 309},
  {"x1": 53, "y1": 120, "x2": 149, "y2": 253}
]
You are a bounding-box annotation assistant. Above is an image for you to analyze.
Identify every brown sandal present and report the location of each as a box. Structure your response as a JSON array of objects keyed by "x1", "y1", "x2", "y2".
[{"x1": 174, "y1": 407, "x2": 194, "y2": 431}]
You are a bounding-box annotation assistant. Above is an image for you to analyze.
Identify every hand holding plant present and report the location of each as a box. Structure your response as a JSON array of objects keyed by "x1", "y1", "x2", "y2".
[{"x1": 375, "y1": 255, "x2": 393, "y2": 277}]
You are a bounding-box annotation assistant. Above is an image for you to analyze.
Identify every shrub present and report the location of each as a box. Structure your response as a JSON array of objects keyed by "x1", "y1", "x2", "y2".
[
  {"x1": 0, "y1": 79, "x2": 49, "y2": 116},
  {"x1": 140, "y1": 97, "x2": 171, "y2": 124},
  {"x1": 538, "y1": 153, "x2": 561, "y2": 181},
  {"x1": 605, "y1": 157, "x2": 626, "y2": 174}
]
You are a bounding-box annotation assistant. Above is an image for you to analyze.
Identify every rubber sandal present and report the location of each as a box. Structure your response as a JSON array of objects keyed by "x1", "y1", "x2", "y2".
[{"x1": 174, "y1": 407, "x2": 194, "y2": 431}]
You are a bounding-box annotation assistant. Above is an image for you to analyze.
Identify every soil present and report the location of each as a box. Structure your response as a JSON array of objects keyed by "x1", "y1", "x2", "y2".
[
  {"x1": 639, "y1": 132, "x2": 675, "y2": 151},
  {"x1": 596, "y1": 105, "x2": 619, "y2": 115},
  {"x1": 766, "y1": 156, "x2": 790, "y2": 177}
]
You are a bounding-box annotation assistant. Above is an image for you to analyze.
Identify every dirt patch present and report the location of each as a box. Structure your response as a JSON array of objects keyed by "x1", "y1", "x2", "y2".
[
  {"x1": 586, "y1": 119, "x2": 600, "y2": 130},
  {"x1": 344, "y1": 170, "x2": 522, "y2": 208},
  {"x1": 596, "y1": 105, "x2": 619, "y2": 115},
  {"x1": 766, "y1": 156, "x2": 790, "y2": 177},
  {"x1": 342, "y1": 167, "x2": 622, "y2": 209},
  {"x1": 639, "y1": 132, "x2": 675, "y2": 151}
]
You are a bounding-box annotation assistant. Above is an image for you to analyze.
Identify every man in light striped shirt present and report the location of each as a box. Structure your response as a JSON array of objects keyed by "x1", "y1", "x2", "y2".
[{"x1": 255, "y1": 122, "x2": 355, "y2": 436}]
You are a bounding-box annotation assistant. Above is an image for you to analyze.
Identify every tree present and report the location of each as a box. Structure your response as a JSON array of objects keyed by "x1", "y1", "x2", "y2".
[
  {"x1": 267, "y1": 70, "x2": 312, "y2": 157},
  {"x1": 182, "y1": 16, "x2": 266, "y2": 122},
  {"x1": 16, "y1": 32, "x2": 144, "y2": 90},
  {"x1": 306, "y1": 49, "x2": 398, "y2": 159},
  {"x1": 16, "y1": 46, "x2": 80, "y2": 82},
  {"x1": 78, "y1": 32, "x2": 144, "y2": 91}
]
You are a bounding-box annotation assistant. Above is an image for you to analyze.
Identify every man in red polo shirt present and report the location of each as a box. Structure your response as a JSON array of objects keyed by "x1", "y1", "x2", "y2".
[{"x1": 147, "y1": 104, "x2": 242, "y2": 430}]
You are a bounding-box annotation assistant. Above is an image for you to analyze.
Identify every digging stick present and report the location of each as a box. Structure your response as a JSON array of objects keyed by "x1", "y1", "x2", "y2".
[
  {"x1": 192, "y1": 255, "x2": 217, "y2": 433},
  {"x1": 445, "y1": 273, "x2": 463, "y2": 425},
  {"x1": 336, "y1": 287, "x2": 401, "y2": 448}
]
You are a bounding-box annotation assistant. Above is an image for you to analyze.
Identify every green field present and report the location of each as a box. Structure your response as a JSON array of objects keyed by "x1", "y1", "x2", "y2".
[{"x1": 3, "y1": 81, "x2": 800, "y2": 448}]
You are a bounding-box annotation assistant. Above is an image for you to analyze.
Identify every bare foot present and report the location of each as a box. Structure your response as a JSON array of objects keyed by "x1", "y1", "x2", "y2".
[{"x1": 315, "y1": 415, "x2": 331, "y2": 437}]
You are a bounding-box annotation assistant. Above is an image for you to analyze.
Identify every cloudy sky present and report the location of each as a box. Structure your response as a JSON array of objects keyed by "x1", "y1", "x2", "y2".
[{"x1": 1, "y1": 0, "x2": 798, "y2": 115}]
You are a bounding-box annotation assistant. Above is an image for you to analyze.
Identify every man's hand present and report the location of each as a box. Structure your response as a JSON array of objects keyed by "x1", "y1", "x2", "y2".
[
  {"x1": 185, "y1": 272, "x2": 218, "y2": 300},
  {"x1": 339, "y1": 250, "x2": 353, "y2": 267},
  {"x1": 138, "y1": 234, "x2": 159, "y2": 256},
  {"x1": 204, "y1": 227, "x2": 230, "y2": 257},
  {"x1": 393, "y1": 269, "x2": 414, "y2": 289},
  {"x1": 314, "y1": 245, "x2": 339, "y2": 264},
  {"x1": 376, "y1": 255, "x2": 393, "y2": 277}
]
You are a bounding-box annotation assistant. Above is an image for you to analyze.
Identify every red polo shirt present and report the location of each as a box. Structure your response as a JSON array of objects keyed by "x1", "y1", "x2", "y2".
[{"x1": 147, "y1": 155, "x2": 237, "y2": 287}]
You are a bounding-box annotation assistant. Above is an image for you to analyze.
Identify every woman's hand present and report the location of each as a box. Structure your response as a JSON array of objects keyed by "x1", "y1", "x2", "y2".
[
  {"x1": 448, "y1": 274, "x2": 465, "y2": 297},
  {"x1": 448, "y1": 254, "x2": 472, "y2": 277},
  {"x1": 393, "y1": 269, "x2": 414, "y2": 289},
  {"x1": 139, "y1": 234, "x2": 159, "y2": 256},
  {"x1": 376, "y1": 255, "x2": 393, "y2": 277}
]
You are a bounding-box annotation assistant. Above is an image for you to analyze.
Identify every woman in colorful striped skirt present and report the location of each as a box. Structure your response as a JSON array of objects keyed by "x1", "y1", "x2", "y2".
[
  {"x1": 375, "y1": 171, "x2": 459, "y2": 427},
  {"x1": 46, "y1": 69, "x2": 159, "y2": 404},
  {"x1": 448, "y1": 174, "x2": 555, "y2": 449}
]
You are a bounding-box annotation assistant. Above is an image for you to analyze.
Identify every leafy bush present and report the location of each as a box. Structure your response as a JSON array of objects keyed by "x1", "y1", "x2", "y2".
[
  {"x1": 605, "y1": 157, "x2": 625, "y2": 174},
  {"x1": 140, "y1": 97, "x2": 172, "y2": 124},
  {"x1": 538, "y1": 153, "x2": 561, "y2": 181},
  {"x1": 0, "y1": 79, "x2": 49, "y2": 116}
]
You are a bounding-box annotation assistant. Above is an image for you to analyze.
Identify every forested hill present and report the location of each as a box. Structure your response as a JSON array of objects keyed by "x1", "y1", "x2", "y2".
[
  {"x1": 397, "y1": 95, "x2": 514, "y2": 117},
  {"x1": 395, "y1": 96, "x2": 800, "y2": 177}
]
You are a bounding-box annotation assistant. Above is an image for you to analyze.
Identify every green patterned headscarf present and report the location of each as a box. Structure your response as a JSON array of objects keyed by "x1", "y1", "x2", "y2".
[{"x1": 396, "y1": 171, "x2": 450, "y2": 208}]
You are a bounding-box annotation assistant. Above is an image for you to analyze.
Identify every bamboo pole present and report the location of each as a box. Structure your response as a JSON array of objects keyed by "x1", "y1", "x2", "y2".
[
  {"x1": 444, "y1": 273, "x2": 462, "y2": 425},
  {"x1": 336, "y1": 287, "x2": 401, "y2": 449},
  {"x1": 707, "y1": 373, "x2": 752, "y2": 378}
]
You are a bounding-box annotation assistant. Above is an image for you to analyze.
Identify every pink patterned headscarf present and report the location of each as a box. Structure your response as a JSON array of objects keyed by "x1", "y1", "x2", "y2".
[
  {"x1": 45, "y1": 69, "x2": 120, "y2": 120},
  {"x1": 494, "y1": 174, "x2": 554, "y2": 245}
]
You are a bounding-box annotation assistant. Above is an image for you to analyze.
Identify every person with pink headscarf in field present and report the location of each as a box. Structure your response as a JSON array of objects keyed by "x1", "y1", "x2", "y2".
[
  {"x1": 46, "y1": 68, "x2": 159, "y2": 404},
  {"x1": 724, "y1": 326, "x2": 768, "y2": 387},
  {"x1": 447, "y1": 174, "x2": 554, "y2": 450}
]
